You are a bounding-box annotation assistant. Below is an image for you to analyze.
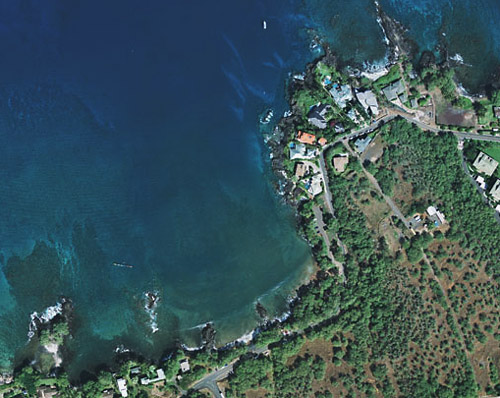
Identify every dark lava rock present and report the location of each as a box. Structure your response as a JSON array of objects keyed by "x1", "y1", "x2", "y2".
[
  {"x1": 201, "y1": 323, "x2": 216, "y2": 349},
  {"x1": 255, "y1": 302, "x2": 268, "y2": 320}
]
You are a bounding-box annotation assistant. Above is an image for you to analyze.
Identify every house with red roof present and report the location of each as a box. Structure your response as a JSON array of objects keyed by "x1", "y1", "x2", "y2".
[{"x1": 297, "y1": 131, "x2": 316, "y2": 145}]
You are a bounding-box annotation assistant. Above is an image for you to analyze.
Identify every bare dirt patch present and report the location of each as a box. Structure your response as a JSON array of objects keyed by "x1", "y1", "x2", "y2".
[
  {"x1": 246, "y1": 388, "x2": 270, "y2": 398},
  {"x1": 434, "y1": 88, "x2": 476, "y2": 127},
  {"x1": 361, "y1": 136, "x2": 384, "y2": 164}
]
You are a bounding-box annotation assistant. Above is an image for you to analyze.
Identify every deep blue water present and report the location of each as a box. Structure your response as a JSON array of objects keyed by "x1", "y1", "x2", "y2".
[
  {"x1": 1, "y1": 0, "x2": 500, "y2": 377},
  {"x1": 0, "y1": 0, "x2": 316, "y2": 375}
]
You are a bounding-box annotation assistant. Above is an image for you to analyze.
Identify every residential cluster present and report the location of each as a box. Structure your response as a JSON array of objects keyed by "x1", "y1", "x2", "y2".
[
  {"x1": 115, "y1": 359, "x2": 190, "y2": 398},
  {"x1": 286, "y1": 62, "x2": 407, "y2": 200}
]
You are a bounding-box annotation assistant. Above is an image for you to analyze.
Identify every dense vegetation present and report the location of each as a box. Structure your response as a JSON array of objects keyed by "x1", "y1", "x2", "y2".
[{"x1": 224, "y1": 118, "x2": 500, "y2": 398}]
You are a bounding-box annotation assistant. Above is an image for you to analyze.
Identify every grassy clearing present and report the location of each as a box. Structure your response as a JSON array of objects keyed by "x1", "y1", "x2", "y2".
[
  {"x1": 373, "y1": 64, "x2": 401, "y2": 91},
  {"x1": 481, "y1": 143, "x2": 500, "y2": 164}
]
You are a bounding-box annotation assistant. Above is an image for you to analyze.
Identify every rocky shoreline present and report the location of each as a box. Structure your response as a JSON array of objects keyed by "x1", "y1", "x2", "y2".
[
  {"x1": 142, "y1": 0, "x2": 422, "y2": 365},
  {"x1": 2, "y1": 1, "x2": 430, "y2": 384}
]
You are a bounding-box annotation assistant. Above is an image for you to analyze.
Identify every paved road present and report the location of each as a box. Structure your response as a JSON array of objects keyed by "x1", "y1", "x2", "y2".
[
  {"x1": 318, "y1": 115, "x2": 397, "y2": 216},
  {"x1": 392, "y1": 111, "x2": 500, "y2": 142},
  {"x1": 318, "y1": 150, "x2": 335, "y2": 215},
  {"x1": 315, "y1": 113, "x2": 499, "y2": 232},
  {"x1": 188, "y1": 110, "x2": 500, "y2": 398},
  {"x1": 453, "y1": 131, "x2": 500, "y2": 142},
  {"x1": 342, "y1": 141, "x2": 411, "y2": 229},
  {"x1": 312, "y1": 205, "x2": 344, "y2": 275},
  {"x1": 192, "y1": 365, "x2": 233, "y2": 398}
]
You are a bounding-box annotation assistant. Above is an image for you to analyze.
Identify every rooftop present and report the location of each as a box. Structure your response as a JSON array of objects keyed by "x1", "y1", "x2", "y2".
[
  {"x1": 289, "y1": 142, "x2": 317, "y2": 160},
  {"x1": 382, "y1": 79, "x2": 406, "y2": 102},
  {"x1": 334, "y1": 123, "x2": 345, "y2": 133},
  {"x1": 347, "y1": 108, "x2": 361, "y2": 123},
  {"x1": 307, "y1": 103, "x2": 331, "y2": 129},
  {"x1": 295, "y1": 162, "x2": 308, "y2": 179},
  {"x1": 354, "y1": 136, "x2": 372, "y2": 153},
  {"x1": 37, "y1": 386, "x2": 58, "y2": 398},
  {"x1": 473, "y1": 151, "x2": 499, "y2": 176},
  {"x1": 490, "y1": 179, "x2": 500, "y2": 202},
  {"x1": 427, "y1": 206, "x2": 446, "y2": 226},
  {"x1": 180, "y1": 359, "x2": 191, "y2": 373},
  {"x1": 318, "y1": 137, "x2": 328, "y2": 146},
  {"x1": 117, "y1": 378, "x2": 128, "y2": 398},
  {"x1": 329, "y1": 83, "x2": 353, "y2": 109},
  {"x1": 140, "y1": 368, "x2": 166, "y2": 385},
  {"x1": 297, "y1": 130, "x2": 316, "y2": 145},
  {"x1": 333, "y1": 155, "x2": 349, "y2": 173},
  {"x1": 356, "y1": 90, "x2": 379, "y2": 116},
  {"x1": 475, "y1": 175, "x2": 487, "y2": 190},
  {"x1": 494, "y1": 106, "x2": 500, "y2": 118},
  {"x1": 306, "y1": 174, "x2": 323, "y2": 196}
]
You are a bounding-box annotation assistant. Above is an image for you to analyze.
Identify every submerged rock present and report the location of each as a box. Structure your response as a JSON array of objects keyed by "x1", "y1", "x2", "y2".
[
  {"x1": 201, "y1": 323, "x2": 216, "y2": 349},
  {"x1": 255, "y1": 301, "x2": 268, "y2": 320}
]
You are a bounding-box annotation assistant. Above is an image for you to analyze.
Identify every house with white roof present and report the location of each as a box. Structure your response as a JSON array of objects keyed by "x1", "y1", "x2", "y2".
[
  {"x1": 329, "y1": 83, "x2": 353, "y2": 108},
  {"x1": 117, "y1": 378, "x2": 128, "y2": 398},
  {"x1": 473, "y1": 152, "x2": 498, "y2": 176},
  {"x1": 140, "y1": 368, "x2": 166, "y2": 385},
  {"x1": 490, "y1": 179, "x2": 500, "y2": 202},
  {"x1": 427, "y1": 206, "x2": 446, "y2": 227},
  {"x1": 356, "y1": 90, "x2": 379, "y2": 116},
  {"x1": 305, "y1": 174, "x2": 323, "y2": 197},
  {"x1": 289, "y1": 142, "x2": 318, "y2": 160},
  {"x1": 180, "y1": 359, "x2": 191, "y2": 373},
  {"x1": 475, "y1": 175, "x2": 487, "y2": 191}
]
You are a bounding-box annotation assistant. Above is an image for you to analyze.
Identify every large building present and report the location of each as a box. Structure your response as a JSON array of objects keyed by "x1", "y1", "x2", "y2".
[
  {"x1": 289, "y1": 142, "x2": 317, "y2": 160},
  {"x1": 473, "y1": 152, "x2": 498, "y2": 176},
  {"x1": 307, "y1": 103, "x2": 331, "y2": 129},
  {"x1": 329, "y1": 83, "x2": 353, "y2": 108},
  {"x1": 490, "y1": 179, "x2": 500, "y2": 202},
  {"x1": 356, "y1": 90, "x2": 379, "y2": 116},
  {"x1": 382, "y1": 79, "x2": 407, "y2": 103},
  {"x1": 297, "y1": 131, "x2": 316, "y2": 145}
]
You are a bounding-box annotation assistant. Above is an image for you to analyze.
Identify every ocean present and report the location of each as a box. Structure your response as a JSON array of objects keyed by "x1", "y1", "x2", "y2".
[
  {"x1": 304, "y1": 0, "x2": 500, "y2": 91},
  {"x1": 0, "y1": 0, "x2": 499, "y2": 378}
]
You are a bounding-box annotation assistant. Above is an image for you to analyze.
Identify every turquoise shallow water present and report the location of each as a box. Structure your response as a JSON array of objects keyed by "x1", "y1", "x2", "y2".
[{"x1": 1, "y1": 0, "x2": 500, "y2": 378}]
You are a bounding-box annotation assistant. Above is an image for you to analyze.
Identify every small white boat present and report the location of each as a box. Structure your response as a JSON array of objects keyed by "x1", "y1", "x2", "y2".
[
  {"x1": 262, "y1": 20, "x2": 267, "y2": 30},
  {"x1": 260, "y1": 109, "x2": 274, "y2": 124}
]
